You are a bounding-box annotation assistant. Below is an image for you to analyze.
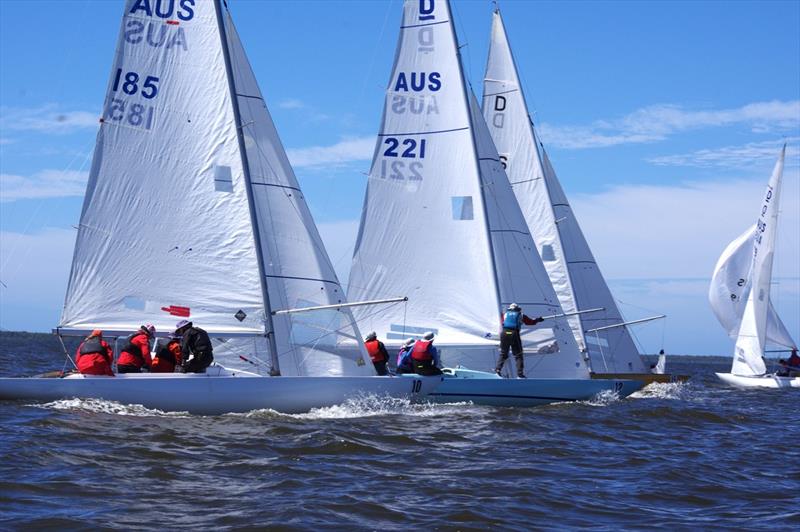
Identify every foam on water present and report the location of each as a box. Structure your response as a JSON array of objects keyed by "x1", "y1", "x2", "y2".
[
  {"x1": 631, "y1": 381, "x2": 690, "y2": 400},
  {"x1": 35, "y1": 398, "x2": 191, "y2": 417},
  {"x1": 582, "y1": 389, "x2": 622, "y2": 407}
]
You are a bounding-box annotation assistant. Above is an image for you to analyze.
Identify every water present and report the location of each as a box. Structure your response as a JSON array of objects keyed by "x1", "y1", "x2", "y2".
[{"x1": 1, "y1": 333, "x2": 798, "y2": 530}]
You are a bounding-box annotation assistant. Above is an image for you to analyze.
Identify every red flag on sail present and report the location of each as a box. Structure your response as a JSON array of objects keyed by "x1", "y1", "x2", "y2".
[{"x1": 161, "y1": 305, "x2": 190, "y2": 317}]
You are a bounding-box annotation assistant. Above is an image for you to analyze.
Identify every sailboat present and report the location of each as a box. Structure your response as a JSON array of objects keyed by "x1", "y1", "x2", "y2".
[
  {"x1": 0, "y1": 0, "x2": 442, "y2": 414},
  {"x1": 481, "y1": 8, "x2": 687, "y2": 385},
  {"x1": 712, "y1": 145, "x2": 799, "y2": 388},
  {"x1": 347, "y1": 0, "x2": 642, "y2": 406}
]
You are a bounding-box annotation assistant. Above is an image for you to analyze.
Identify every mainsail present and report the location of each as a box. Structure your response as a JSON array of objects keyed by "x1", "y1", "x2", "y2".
[
  {"x1": 349, "y1": 0, "x2": 586, "y2": 378},
  {"x1": 60, "y1": 0, "x2": 369, "y2": 376},
  {"x1": 481, "y1": 9, "x2": 648, "y2": 374},
  {"x1": 719, "y1": 146, "x2": 794, "y2": 376}
]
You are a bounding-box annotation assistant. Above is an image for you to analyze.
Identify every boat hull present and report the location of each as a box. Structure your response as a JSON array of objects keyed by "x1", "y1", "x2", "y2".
[
  {"x1": 591, "y1": 372, "x2": 690, "y2": 385},
  {"x1": 0, "y1": 370, "x2": 443, "y2": 414},
  {"x1": 428, "y1": 368, "x2": 643, "y2": 406},
  {"x1": 715, "y1": 372, "x2": 800, "y2": 389}
]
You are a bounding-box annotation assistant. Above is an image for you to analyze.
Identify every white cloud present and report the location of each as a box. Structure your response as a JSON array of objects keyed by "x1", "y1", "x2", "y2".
[
  {"x1": 287, "y1": 136, "x2": 374, "y2": 168},
  {"x1": 0, "y1": 104, "x2": 98, "y2": 134},
  {"x1": 0, "y1": 227, "x2": 77, "y2": 331},
  {"x1": 538, "y1": 100, "x2": 800, "y2": 149},
  {"x1": 647, "y1": 138, "x2": 800, "y2": 168},
  {"x1": 569, "y1": 171, "x2": 800, "y2": 280},
  {"x1": 1, "y1": 169, "x2": 88, "y2": 202},
  {"x1": 278, "y1": 98, "x2": 306, "y2": 110}
]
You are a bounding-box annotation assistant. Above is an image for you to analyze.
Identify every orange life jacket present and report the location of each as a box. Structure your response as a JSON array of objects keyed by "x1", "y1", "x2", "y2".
[
  {"x1": 411, "y1": 339, "x2": 433, "y2": 361},
  {"x1": 364, "y1": 339, "x2": 386, "y2": 363}
]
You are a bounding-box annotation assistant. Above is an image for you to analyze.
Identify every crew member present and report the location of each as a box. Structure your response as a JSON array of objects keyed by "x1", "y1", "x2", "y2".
[
  {"x1": 75, "y1": 330, "x2": 114, "y2": 376},
  {"x1": 777, "y1": 348, "x2": 800, "y2": 377},
  {"x1": 364, "y1": 331, "x2": 390, "y2": 376},
  {"x1": 495, "y1": 303, "x2": 543, "y2": 379},
  {"x1": 150, "y1": 336, "x2": 182, "y2": 373},
  {"x1": 411, "y1": 331, "x2": 442, "y2": 376},
  {"x1": 396, "y1": 338, "x2": 415, "y2": 375},
  {"x1": 117, "y1": 324, "x2": 156, "y2": 373},
  {"x1": 175, "y1": 320, "x2": 214, "y2": 373}
]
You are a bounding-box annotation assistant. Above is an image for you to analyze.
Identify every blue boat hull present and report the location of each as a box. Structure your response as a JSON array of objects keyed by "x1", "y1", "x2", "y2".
[{"x1": 429, "y1": 368, "x2": 643, "y2": 407}]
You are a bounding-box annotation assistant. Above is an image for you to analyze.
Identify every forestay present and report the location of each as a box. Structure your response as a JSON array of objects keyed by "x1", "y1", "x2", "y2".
[
  {"x1": 60, "y1": 0, "x2": 369, "y2": 376},
  {"x1": 481, "y1": 9, "x2": 647, "y2": 373},
  {"x1": 349, "y1": 0, "x2": 586, "y2": 378},
  {"x1": 729, "y1": 146, "x2": 794, "y2": 376}
]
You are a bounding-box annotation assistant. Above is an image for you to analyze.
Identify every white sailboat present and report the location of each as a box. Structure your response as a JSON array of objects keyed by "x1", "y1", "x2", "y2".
[
  {"x1": 712, "y1": 145, "x2": 799, "y2": 388},
  {"x1": 347, "y1": 0, "x2": 641, "y2": 405},
  {"x1": 0, "y1": 0, "x2": 441, "y2": 414},
  {"x1": 481, "y1": 8, "x2": 685, "y2": 385}
]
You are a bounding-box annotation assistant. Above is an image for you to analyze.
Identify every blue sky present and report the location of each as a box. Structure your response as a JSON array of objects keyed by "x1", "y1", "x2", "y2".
[{"x1": 1, "y1": 0, "x2": 798, "y2": 357}]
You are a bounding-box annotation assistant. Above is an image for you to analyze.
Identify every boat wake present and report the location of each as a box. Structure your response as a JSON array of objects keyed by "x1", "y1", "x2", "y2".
[
  {"x1": 238, "y1": 394, "x2": 477, "y2": 420},
  {"x1": 582, "y1": 389, "x2": 622, "y2": 407},
  {"x1": 631, "y1": 381, "x2": 690, "y2": 400},
  {"x1": 35, "y1": 398, "x2": 190, "y2": 417}
]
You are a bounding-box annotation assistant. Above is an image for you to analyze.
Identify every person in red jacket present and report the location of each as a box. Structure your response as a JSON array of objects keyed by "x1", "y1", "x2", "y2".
[
  {"x1": 150, "y1": 336, "x2": 182, "y2": 373},
  {"x1": 75, "y1": 330, "x2": 114, "y2": 376},
  {"x1": 364, "y1": 331, "x2": 390, "y2": 376},
  {"x1": 777, "y1": 348, "x2": 800, "y2": 377},
  {"x1": 117, "y1": 324, "x2": 156, "y2": 373}
]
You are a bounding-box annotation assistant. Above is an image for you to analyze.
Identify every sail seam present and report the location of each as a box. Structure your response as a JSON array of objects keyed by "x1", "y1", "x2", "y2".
[
  {"x1": 378, "y1": 126, "x2": 468, "y2": 137},
  {"x1": 251, "y1": 182, "x2": 301, "y2": 192},
  {"x1": 265, "y1": 274, "x2": 340, "y2": 285},
  {"x1": 482, "y1": 88, "x2": 520, "y2": 97},
  {"x1": 401, "y1": 20, "x2": 449, "y2": 29}
]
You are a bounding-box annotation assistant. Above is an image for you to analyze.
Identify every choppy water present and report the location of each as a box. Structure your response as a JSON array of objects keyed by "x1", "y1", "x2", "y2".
[{"x1": 1, "y1": 333, "x2": 798, "y2": 530}]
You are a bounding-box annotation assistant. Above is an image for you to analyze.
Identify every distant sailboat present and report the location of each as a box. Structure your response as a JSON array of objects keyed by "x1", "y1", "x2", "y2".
[
  {"x1": 347, "y1": 0, "x2": 641, "y2": 405},
  {"x1": 0, "y1": 0, "x2": 441, "y2": 414},
  {"x1": 712, "y1": 145, "x2": 799, "y2": 388},
  {"x1": 481, "y1": 8, "x2": 686, "y2": 385}
]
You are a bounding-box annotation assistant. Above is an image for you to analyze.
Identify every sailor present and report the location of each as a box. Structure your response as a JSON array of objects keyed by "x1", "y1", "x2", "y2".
[
  {"x1": 777, "y1": 348, "x2": 800, "y2": 377},
  {"x1": 411, "y1": 331, "x2": 442, "y2": 376},
  {"x1": 364, "y1": 331, "x2": 390, "y2": 376},
  {"x1": 175, "y1": 319, "x2": 214, "y2": 373},
  {"x1": 150, "y1": 336, "x2": 182, "y2": 373},
  {"x1": 117, "y1": 324, "x2": 156, "y2": 373},
  {"x1": 75, "y1": 330, "x2": 114, "y2": 376},
  {"x1": 495, "y1": 303, "x2": 544, "y2": 379},
  {"x1": 396, "y1": 338, "x2": 415, "y2": 375}
]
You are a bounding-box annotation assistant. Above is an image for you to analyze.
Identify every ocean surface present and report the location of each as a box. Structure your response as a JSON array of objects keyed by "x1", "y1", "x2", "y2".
[{"x1": 0, "y1": 332, "x2": 798, "y2": 530}]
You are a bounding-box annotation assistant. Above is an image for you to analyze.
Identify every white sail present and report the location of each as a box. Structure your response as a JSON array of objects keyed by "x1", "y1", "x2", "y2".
[
  {"x1": 60, "y1": 1, "x2": 368, "y2": 376},
  {"x1": 708, "y1": 224, "x2": 796, "y2": 349},
  {"x1": 60, "y1": 0, "x2": 264, "y2": 336},
  {"x1": 349, "y1": 0, "x2": 586, "y2": 378},
  {"x1": 482, "y1": 9, "x2": 647, "y2": 374},
  {"x1": 222, "y1": 14, "x2": 370, "y2": 376},
  {"x1": 349, "y1": 0, "x2": 501, "y2": 348},
  {"x1": 731, "y1": 146, "x2": 791, "y2": 376}
]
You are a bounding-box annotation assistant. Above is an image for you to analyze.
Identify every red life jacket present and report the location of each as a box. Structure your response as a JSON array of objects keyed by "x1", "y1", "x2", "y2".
[
  {"x1": 364, "y1": 340, "x2": 386, "y2": 363},
  {"x1": 411, "y1": 339, "x2": 433, "y2": 361}
]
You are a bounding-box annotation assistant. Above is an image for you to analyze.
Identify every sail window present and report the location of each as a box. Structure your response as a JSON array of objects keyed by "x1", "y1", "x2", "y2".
[
  {"x1": 123, "y1": 296, "x2": 145, "y2": 311},
  {"x1": 541, "y1": 244, "x2": 556, "y2": 262},
  {"x1": 451, "y1": 196, "x2": 474, "y2": 220},
  {"x1": 214, "y1": 165, "x2": 233, "y2": 193}
]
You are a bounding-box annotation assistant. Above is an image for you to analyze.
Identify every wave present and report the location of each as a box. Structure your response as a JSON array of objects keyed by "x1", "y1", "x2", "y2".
[{"x1": 34, "y1": 398, "x2": 191, "y2": 417}]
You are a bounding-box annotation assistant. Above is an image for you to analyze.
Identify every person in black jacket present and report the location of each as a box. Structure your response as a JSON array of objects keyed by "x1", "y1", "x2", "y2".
[{"x1": 174, "y1": 319, "x2": 214, "y2": 373}]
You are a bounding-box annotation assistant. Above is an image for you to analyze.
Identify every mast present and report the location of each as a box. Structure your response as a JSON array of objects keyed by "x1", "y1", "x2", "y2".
[
  {"x1": 214, "y1": 0, "x2": 281, "y2": 375},
  {"x1": 447, "y1": 0, "x2": 504, "y2": 317}
]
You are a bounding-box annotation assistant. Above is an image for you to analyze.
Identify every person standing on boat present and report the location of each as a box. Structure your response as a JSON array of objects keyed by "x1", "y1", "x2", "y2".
[
  {"x1": 117, "y1": 324, "x2": 156, "y2": 373},
  {"x1": 75, "y1": 330, "x2": 114, "y2": 376},
  {"x1": 396, "y1": 338, "x2": 415, "y2": 374},
  {"x1": 495, "y1": 303, "x2": 544, "y2": 379},
  {"x1": 175, "y1": 320, "x2": 214, "y2": 373},
  {"x1": 411, "y1": 332, "x2": 442, "y2": 376},
  {"x1": 150, "y1": 336, "x2": 182, "y2": 373},
  {"x1": 364, "y1": 331, "x2": 390, "y2": 376}
]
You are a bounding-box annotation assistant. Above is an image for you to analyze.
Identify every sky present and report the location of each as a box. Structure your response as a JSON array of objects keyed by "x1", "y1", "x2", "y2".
[{"x1": 1, "y1": 0, "x2": 798, "y2": 357}]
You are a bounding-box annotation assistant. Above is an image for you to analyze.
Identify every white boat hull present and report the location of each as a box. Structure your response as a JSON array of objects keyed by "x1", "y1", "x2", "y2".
[
  {"x1": 0, "y1": 367, "x2": 443, "y2": 414},
  {"x1": 716, "y1": 372, "x2": 800, "y2": 389},
  {"x1": 429, "y1": 367, "x2": 643, "y2": 407}
]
